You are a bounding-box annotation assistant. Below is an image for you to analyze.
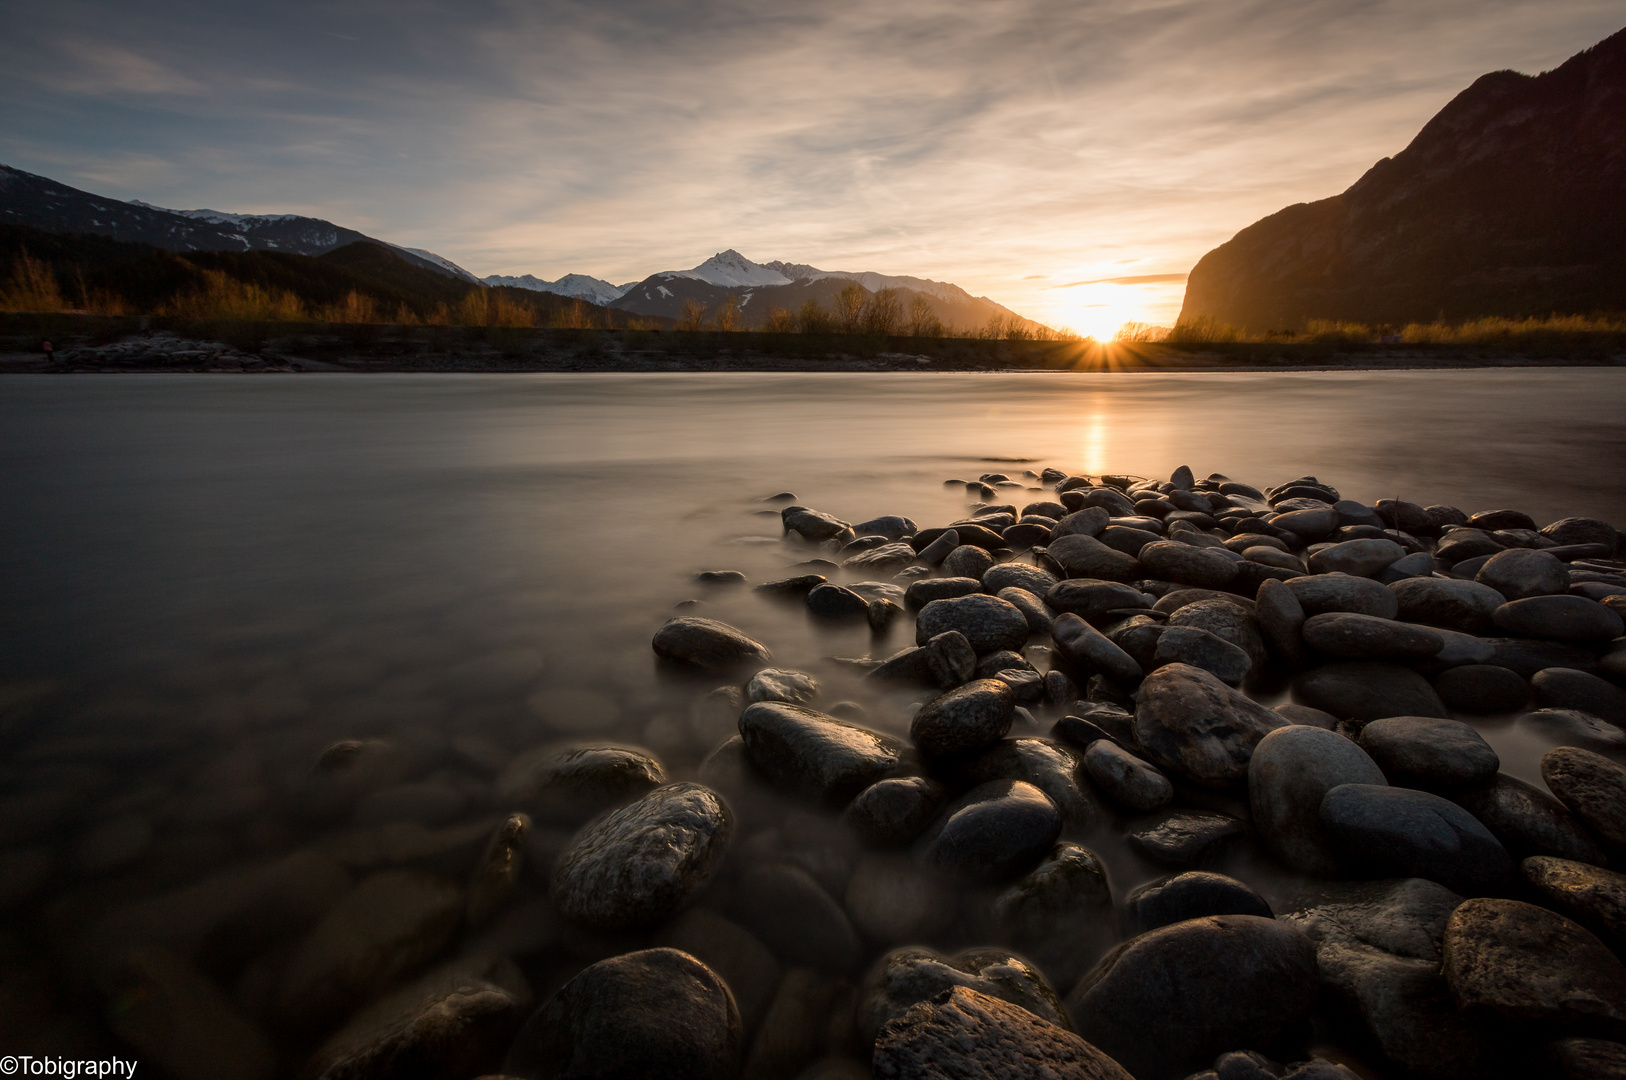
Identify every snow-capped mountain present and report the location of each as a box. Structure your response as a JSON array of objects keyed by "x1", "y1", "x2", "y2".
[
  {"x1": 760, "y1": 261, "x2": 974, "y2": 305},
  {"x1": 482, "y1": 272, "x2": 630, "y2": 305},
  {"x1": 668, "y1": 250, "x2": 793, "y2": 288}
]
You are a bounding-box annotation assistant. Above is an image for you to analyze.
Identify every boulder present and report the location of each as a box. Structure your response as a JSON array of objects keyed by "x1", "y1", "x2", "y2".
[
  {"x1": 1166, "y1": 599, "x2": 1268, "y2": 674},
  {"x1": 496, "y1": 745, "x2": 666, "y2": 824},
  {"x1": 1052, "y1": 612, "x2": 1144, "y2": 688},
  {"x1": 1083, "y1": 740, "x2": 1174, "y2": 812},
  {"x1": 1532, "y1": 668, "x2": 1626, "y2": 727},
  {"x1": 1308, "y1": 538, "x2": 1407, "y2": 577},
  {"x1": 958, "y1": 738, "x2": 1101, "y2": 826},
  {"x1": 991, "y1": 842, "x2": 1116, "y2": 988},
  {"x1": 1357, "y1": 716, "x2": 1500, "y2": 791},
  {"x1": 1255, "y1": 578, "x2": 1307, "y2": 666},
  {"x1": 1127, "y1": 811, "x2": 1248, "y2": 864},
  {"x1": 1151, "y1": 626, "x2": 1252, "y2": 684},
  {"x1": 1442, "y1": 898, "x2": 1626, "y2": 1029},
  {"x1": 1047, "y1": 534, "x2": 1143, "y2": 581},
  {"x1": 845, "y1": 777, "x2": 947, "y2": 847},
  {"x1": 1137, "y1": 542, "x2": 1240, "y2": 589},
  {"x1": 1134, "y1": 663, "x2": 1286, "y2": 787},
  {"x1": 1319, "y1": 784, "x2": 1511, "y2": 896},
  {"x1": 1433, "y1": 665, "x2": 1528, "y2": 714},
  {"x1": 1047, "y1": 580, "x2": 1153, "y2": 620},
  {"x1": 1249, "y1": 725, "x2": 1387, "y2": 876}
]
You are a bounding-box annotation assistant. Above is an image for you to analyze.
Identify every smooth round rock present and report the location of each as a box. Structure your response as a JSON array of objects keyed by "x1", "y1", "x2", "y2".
[
  {"x1": 1456, "y1": 775, "x2": 1607, "y2": 864},
  {"x1": 1286, "y1": 574, "x2": 1400, "y2": 619},
  {"x1": 1302, "y1": 612, "x2": 1444, "y2": 660},
  {"x1": 1442, "y1": 898, "x2": 1626, "y2": 1028},
  {"x1": 983, "y1": 562, "x2": 1059, "y2": 596},
  {"x1": 739, "y1": 702, "x2": 904, "y2": 805},
  {"x1": 1542, "y1": 747, "x2": 1626, "y2": 850},
  {"x1": 910, "y1": 679, "x2": 1016, "y2": 757},
  {"x1": 1494, "y1": 595, "x2": 1624, "y2": 642},
  {"x1": 1051, "y1": 612, "x2": 1144, "y2": 688},
  {"x1": 1358, "y1": 716, "x2": 1500, "y2": 790},
  {"x1": 944, "y1": 544, "x2": 996, "y2": 580},
  {"x1": 855, "y1": 515, "x2": 917, "y2": 540},
  {"x1": 991, "y1": 842, "x2": 1115, "y2": 988},
  {"x1": 959, "y1": 738, "x2": 1099, "y2": 826},
  {"x1": 807, "y1": 583, "x2": 873, "y2": 619},
  {"x1": 1046, "y1": 534, "x2": 1143, "y2": 582},
  {"x1": 1134, "y1": 663, "x2": 1286, "y2": 787},
  {"x1": 1390, "y1": 577, "x2": 1506, "y2": 634},
  {"x1": 1166, "y1": 598, "x2": 1266, "y2": 667},
  {"x1": 653, "y1": 617, "x2": 772, "y2": 671},
  {"x1": 846, "y1": 777, "x2": 948, "y2": 847},
  {"x1": 1083, "y1": 741, "x2": 1174, "y2": 812},
  {"x1": 502, "y1": 948, "x2": 741, "y2": 1080},
  {"x1": 1127, "y1": 811, "x2": 1248, "y2": 864},
  {"x1": 1434, "y1": 665, "x2": 1528, "y2": 714},
  {"x1": 904, "y1": 577, "x2": 983, "y2": 609},
  {"x1": 1292, "y1": 661, "x2": 1449, "y2": 721},
  {"x1": 1320, "y1": 783, "x2": 1511, "y2": 896},
  {"x1": 1125, "y1": 871, "x2": 1272, "y2": 932},
  {"x1": 997, "y1": 587, "x2": 1055, "y2": 635},
  {"x1": 744, "y1": 668, "x2": 819, "y2": 707},
  {"x1": 551, "y1": 783, "x2": 732, "y2": 930},
  {"x1": 1138, "y1": 542, "x2": 1239, "y2": 589},
  {"x1": 1476, "y1": 548, "x2": 1570, "y2": 600},
  {"x1": 1308, "y1": 538, "x2": 1407, "y2": 577},
  {"x1": 859, "y1": 946, "x2": 1070, "y2": 1047},
  {"x1": 1249, "y1": 725, "x2": 1387, "y2": 876},
  {"x1": 1522, "y1": 856, "x2": 1626, "y2": 956},
  {"x1": 1533, "y1": 668, "x2": 1626, "y2": 727},
  {"x1": 1151, "y1": 625, "x2": 1252, "y2": 684},
  {"x1": 1050, "y1": 506, "x2": 1111, "y2": 540},
  {"x1": 873, "y1": 986, "x2": 1132, "y2": 1080},
  {"x1": 1518, "y1": 708, "x2": 1626, "y2": 751},
  {"x1": 915, "y1": 595, "x2": 1030, "y2": 655},
  {"x1": 1065, "y1": 915, "x2": 1319, "y2": 1080},
  {"x1": 1255, "y1": 578, "x2": 1307, "y2": 666},
  {"x1": 916, "y1": 780, "x2": 1062, "y2": 883},
  {"x1": 1046, "y1": 580, "x2": 1152, "y2": 620},
  {"x1": 731, "y1": 862, "x2": 862, "y2": 974}
]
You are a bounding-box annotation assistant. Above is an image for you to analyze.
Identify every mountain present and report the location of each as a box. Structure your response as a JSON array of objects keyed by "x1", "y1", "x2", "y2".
[
  {"x1": 609, "y1": 249, "x2": 1046, "y2": 332},
  {"x1": 1179, "y1": 26, "x2": 1626, "y2": 331},
  {"x1": 0, "y1": 163, "x2": 479, "y2": 283},
  {"x1": 483, "y1": 272, "x2": 630, "y2": 305}
]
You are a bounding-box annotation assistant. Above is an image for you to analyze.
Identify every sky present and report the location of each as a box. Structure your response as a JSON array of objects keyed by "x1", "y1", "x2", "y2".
[{"x1": 2, "y1": 1, "x2": 1622, "y2": 336}]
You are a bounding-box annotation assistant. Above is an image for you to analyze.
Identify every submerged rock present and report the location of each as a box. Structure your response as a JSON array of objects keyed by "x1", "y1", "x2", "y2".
[
  {"x1": 739, "y1": 702, "x2": 905, "y2": 805},
  {"x1": 654, "y1": 617, "x2": 773, "y2": 671},
  {"x1": 915, "y1": 779, "x2": 1061, "y2": 883}
]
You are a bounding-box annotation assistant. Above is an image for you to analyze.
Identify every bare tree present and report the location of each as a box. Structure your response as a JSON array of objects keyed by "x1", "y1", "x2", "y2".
[
  {"x1": 712, "y1": 296, "x2": 741, "y2": 332},
  {"x1": 763, "y1": 305, "x2": 796, "y2": 333},
  {"x1": 678, "y1": 298, "x2": 708, "y2": 331},
  {"x1": 907, "y1": 296, "x2": 943, "y2": 337},
  {"x1": 864, "y1": 287, "x2": 902, "y2": 336},
  {"x1": 834, "y1": 282, "x2": 867, "y2": 334},
  {"x1": 798, "y1": 299, "x2": 834, "y2": 333}
]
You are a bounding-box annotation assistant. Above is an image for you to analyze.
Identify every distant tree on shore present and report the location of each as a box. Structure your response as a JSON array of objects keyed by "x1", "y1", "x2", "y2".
[
  {"x1": 906, "y1": 296, "x2": 944, "y2": 338},
  {"x1": 678, "y1": 298, "x2": 708, "y2": 331},
  {"x1": 712, "y1": 296, "x2": 742, "y2": 332},
  {"x1": 863, "y1": 287, "x2": 902, "y2": 336},
  {"x1": 797, "y1": 298, "x2": 834, "y2": 333},
  {"x1": 762, "y1": 304, "x2": 796, "y2": 333},
  {"x1": 834, "y1": 283, "x2": 866, "y2": 333}
]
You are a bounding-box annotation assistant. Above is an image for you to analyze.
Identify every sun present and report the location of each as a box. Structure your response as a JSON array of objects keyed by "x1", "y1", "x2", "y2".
[{"x1": 1056, "y1": 283, "x2": 1146, "y2": 341}]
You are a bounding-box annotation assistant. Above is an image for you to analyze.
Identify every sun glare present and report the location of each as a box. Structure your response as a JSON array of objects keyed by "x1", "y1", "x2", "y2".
[{"x1": 1056, "y1": 283, "x2": 1145, "y2": 341}]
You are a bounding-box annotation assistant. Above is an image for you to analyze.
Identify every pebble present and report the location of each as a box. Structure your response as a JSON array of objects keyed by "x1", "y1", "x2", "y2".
[
  {"x1": 1285, "y1": 574, "x2": 1400, "y2": 618},
  {"x1": 914, "y1": 594, "x2": 1030, "y2": 655},
  {"x1": 1441, "y1": 897, "x2": 1626, "y2": 1028},
  {"x1": 1389, "y1": 576, "x2": 1506, "y2": 633},
  {"x1": 1128, "y1": 811, "x2": 1248, "y2": 864},
  {"x1": 1301, "y1": 612, "x2": 1443, "y2": 660},
  {"x1": 1521, "y1": 856, "x2": 1626, "y2": 956},
  {"x1": 1319, "y1": 783, "x2": 1511, "y2": 895},
  {"x1": 1126, "y1": 870, "x2": 1272, "y2": 932},
  {"x1": 991, "y1": 842, "x2": 1115, "y2": 987},
  {"x1": 496, "y1": 744, "x2": 667, "y2": 823},
  {"x1": 653, "y1": 617, "x2": 773, "y2": 671},
  {"x1": 732, "y1": 862, "x2": 863, "y2": 974},
  {"x1": 1542, "y1": 747, "x2": 1626, "y2": 851},
  {"x1": 502, "y1": 948, "x2": 741, "y2": 1079},
  {"x1": 1475, "y1": 548, "x2": 1570, "y2": 600},
  {"x1": 1493, "y1": 595, "x2": 1624, "y2": 641},
  {"x1": 784, "y1": 507, "x2": 851, "y2": 542},
  {"x1": 1050, "y1": 506, "x2": 1111, "y2": 539},
  {"x1": 551, "y1": 782, "x2": 732, "y2": 930},
  {"x1": 1134, "y1": 663, "x2": 1286, "y2": 787},
  {"x1": 746, "y1": 668, "x2": 821, "y2": 706},
  {"x1": 909, "y1": 679, "x2": 1015, "y2": 757},
  {"x1": 1052, "y1": 612, "x2": 1145, "y2": 688},
  {"x1": 1433, "y1": 664, "x2": 1528, "y2": 713},
  {"x1": 1357, "y1": 716, "x2": 1500, "y2": 791},
  {"x1": 858, "y1": 946, "x2": 1071, "y2": 1047},
  {"x1": 1255, "y1": 578, "x2": 1306, "y2": 666},
  {"x1": 1532, "y1": 667, "x2": 1626, "y2": 726},
  {"x1": 1307, "y1": 537, "x2": 1407, "y2": 577},
  {"x1": 915, "y1": 779, "x2": 1061, "y2": 883},
  {"x1": 1046, "y1": 533, "x2": 1143, "y2": 581},
  {"x1": 1249, "y1": 725, "x2": 1387, "y2": 876},
  {"x1": 739, "y1": 702, "x2": 905, "y2": 805},
  {"x1": 1455, "y1": 774, "x2": 1606, "y2": 864},
  {"x1": 1065, "y1": 915, "x2": 1319, "y2": 1080},
  {"x1": 855, "y1": 515, "x2": 917, "y2": 540},
  {"x1": 1084, "y1": 740, "x2": 1174, "y2": 812},
  {"x1": 845, "y1": 777, "x2": 947, "y2": 847},
  {"x1": 1292, "y1": 661, "x2": 1449, "y2": 721}
]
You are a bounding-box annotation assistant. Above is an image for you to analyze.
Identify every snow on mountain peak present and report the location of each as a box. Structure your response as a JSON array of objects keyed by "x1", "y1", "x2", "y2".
[
  {"x1": 483, "y1": 272, "x2": 629, "y2": 304},
  {"x1": 669, "y1": 250, "x2": 791, "y2": 288}
]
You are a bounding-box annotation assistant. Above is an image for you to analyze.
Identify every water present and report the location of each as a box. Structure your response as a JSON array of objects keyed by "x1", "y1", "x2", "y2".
[{"x1": 1, "y1": 370, "x2": 1623, "y2": 1075}]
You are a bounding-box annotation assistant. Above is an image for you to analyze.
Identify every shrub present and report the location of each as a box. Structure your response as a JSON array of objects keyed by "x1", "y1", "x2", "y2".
[
  {"x1": 0, "y1": 252, "x2": 69, "y2": 313},
  {"x1": 906, "y1": 296, "x2": 943, "y2": 338}
]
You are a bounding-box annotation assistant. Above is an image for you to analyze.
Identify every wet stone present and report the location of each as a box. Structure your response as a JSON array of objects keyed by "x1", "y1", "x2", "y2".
[
  {"x1": 845, "y1": 777, "x2": 947, "y2": 847},
  {"x1": 910, "y1": 679, "x2": 1016, "y2": 758},
  {"x1": 732, "y1": 862, "x2": 862, "y2": 974},
  {"x1": 983, "y1": 562, "x2": 1059, "y2": 596},
  {"x1": 997, "y1": 586, "x2": 1055, "y2": 635},
  {"x1": 1137, "y1": 541, "x2": 1240, "y2": 589},
  {"x1": 858, "y1": 946, "x2": 1071, "y2": 1048},
  {"x1": 1255, "y1": 578, "x2": 1307, "y2": 666},
  {"x1": 959, "y1": 737, "x2": 1100, "y2": 825},
  {"x1": 1048, "y1": 579, "x2": 1153, "y2": 621},
  {"x1": 1521, "y1": 856, "x2": 1626, "y2": 956},
  {"x1": 1476, "y1": 548, "x2": 1570, "y2": 600},
  {"x1": 1126, "y1": 871, "x2": 1272, "y2": 933},
  {"x1": 1542, "y1": 747, "x2": 1626, "y2": 851},
  {"x1": 1494, "y1": 595, "x2": 1624, "y2": 641},
  {"x1": 755, "y1": 574, "x2": 828, "y2": 598},
  {"x1": 1128, "y1": 811, "x2": 1248, "y2": 865},
  {"x1": 1166, "y1": 599, "x2": 1267, "y2": 672},
  {"x1": 1442, "y1": 897, "x2": 1626, "y2": 1028},
  {"x1": 1249, "y1": 724, "x2": 1387, "y2": 877},
  {"x1": 975, "y1": 649, "x2": 1033, "y2": 678},
  {"x1": 915, "y1": 594, "x2": 1030, "y2": 655},
  {"x1": 915, "y1": 779, "x2": 1062, "y2": 883},
  {"x1": 694, "y1": 569, "x2": 748, "y2": 585},
  {"x1": 1357, "y1": 716, "x2": 1500, "y2": 791},
  {"x1": 496, "y1": 744, "x2": 667, "y2": 824},
  {"x1": 1533, "y1": 668, "x2": 1626, "y2": 727},
  {"x1": 1518, "y1": 708, "x2": 1626, "y2": 751},
  {"x1": 1047, "y1": 534, "x2": 1143, "y2": 581},
  {"x1": 1301, "y1": 612, "x2": 1443, "y2": 660},
  {"x1": 1308, "y1": 537, "x2": 1407, "y2": 577},
  {"x1": 1319, "y1": 783, "x2": 1511, "y2": 896},
  {"x1": 551, "y1": 782, "x2": 732, "y2": 930},
  {"x1": 784, "y1": 507, "x2": 851, "y2": 542},
  {"x1": 653, "y1": 617, "x2": 773, "y2": 671},
  {"x1": 1292, "y1": 661, "x2": 1449, "y2": 722},
  {"x1": 1456, "y1": 775, "x2": 1606, "y2": 865},
  {"x1": 1053, "y1": 611, "x2": 1144, "y2": 688},
  {"x1": 656, "y1": 909, "x2": 782, "y2": 1036},
  {"x1": 992, "y1": 842, "x2": 1115, "y2": 988},
  {"x1": 1286, "y1": 574, "x2": 1400, "y2": 619},
  {"x1": 1134, "y1": 663, "x2": 1286, "y2": 788},
  {"x1": 1434, "y1": 664, "x2": 1528, "y2": 714},
  {"x1": 943, "y1": 544, "x2": 995, "y2": 580},
  {"x1": 739, "y1": 701, "x2": 905, "y2": 805},
  {"x1": 746, "y1": 667, "x2": 820, "y2": 706},
  {"x1": 807, "y1": 583, "x2": 873, "y2": 619},
  {"x1": 1083, "y1": 740, "x2": 1173, "y2": 812},
  {"x1": 855, "y1": 515, "x2": 917, "y2": 540},
  {"x1": 903, "y1": 576, "x2": 982, "y2": 609},
  {"x1": 918, "y1": 528, "x2": 960, "y2": 565}
]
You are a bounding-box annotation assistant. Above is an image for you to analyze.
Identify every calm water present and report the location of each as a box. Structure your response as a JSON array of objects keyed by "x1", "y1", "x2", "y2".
[{"x1": 2, "y1": 370, "x2": 1624, "y2": 1074}]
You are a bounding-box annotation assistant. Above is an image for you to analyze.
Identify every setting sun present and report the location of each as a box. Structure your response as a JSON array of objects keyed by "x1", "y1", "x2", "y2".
[{"x1": 1054, "y1": 282, "x2": 1147, "y2": 341}]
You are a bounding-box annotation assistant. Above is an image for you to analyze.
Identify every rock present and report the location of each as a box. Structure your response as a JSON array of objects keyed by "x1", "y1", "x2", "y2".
[
  {"x1": 1051, "y1": 506, "x2": 1111, "y2": 540},
  {"x1": 741, "y1": 967, "x2": 844, "y2": 1078},
  {"x1": 1165, "y1": 599, "x2": 1268, "y2": 674},
  {"x1": 1522, "y1": 856, "x2": 1626, "y2": 956},
  {"x1": 997, "y1": 587, "x2": 1054, "y2": 635},
  {"x1": 501, "y1": 948, "x2": 741, "y2": 1080},
  {"x1": 984, "y1": 563, "x2": 1059, "y2": 596},
  {"x1": 1429, "y1": 626, "x2": 1498, "y2": 666},
  {"x1": 756, "y1": 574, "x2": 829, "y2": 597},
  {"x1": 1380, "y1": 550, "x2": 1437, "y2": 582},
  {"x1": 1133, "y1": 663, "x2": 1286, "y2": 787},
  {"x1": 1533, "y1": 668, "x2": 1626, "y2": 727},
  {"x1": 468, "y1": 813, "x2": 530, "y2": 927},
  {"x1": 1126, "y1": 871, "x2": 1272, "y2": 933},
  {"x1": 732, "y1": 862, "x2": 863, "y2": 974},
  {"x1": 654, "y1": 617, "x2": 773, "y2": 671},
  {"x1": 915, "y1": 594, "x2": 1030, "y2": 655},
  {"x1": 991, "y1": 842, "x2": 1116, "y2": 988},
  {"x1": 1065, "y1": 915, "x2": 1319, "y2": 1080},
  {"x1": 1152, "y1": 626, "x2": 1252, "y2": 684},
  {"x1": 904, "y1": 577, "x2": 985, "y2": 608},
  {"x1": 845, "y1": 778, "x2": 947, "y2": 847},
  {"x1": 1100, "y1": 525, "x2": 1163, "y2": 556},
  {"x1": 844, "y1": 851, "x2": 956, "y2": 945},
  {"x1": 1047, "y1": 534, "x2": 1143, "y2": 581},
  {"x1": 910, "y1": 680, "x2": 1015, "y2": 757},
  {"x1": 1358, "y1": 716, "x2": 1500, "y2": 791},
  {"x1": 872, "y1": 632, "x2": 978, "y2": 689},
  {"x1": 1292, "y1": 661, "x2": 1449, "y2": 721},
  {"x1": 1285, "y1": 574, "x2": 1400, "y2": 619},
  {"x1": 1434, "y1": 665, "x2": 1528, "y2": 713},
  {"x1": 1519, "y1": 708, "x2": 1626, "y2": 751},
  {"x1": 103, "y1": 946, "x2": 275, "y2": 1080},
  {"x1": 1301, "y1": 612, "x2": 1443, "y2": 660},
  {"x1": 1547, "y1": 1036, "x2": 1626, "y2": 1079},
  {"x1": 1273, "y1": 506, "x2": 1339, "y2": 540},
  {"x1": 958, "y1": 738, "x2": 1100, "y2": 825},
  {"x1": 747, "y1": 668, "x2": 821, "y2": 706},
  {"x1": 1047, "y1": 580, "x2": 1152, "y2": 620},
  {"x1": 1255, "y1": 578, "x2": 1307, "y2": 666},
  {"x1": 1308, "y1": 538, "x2": 1407, "y2": 577},
  {"x1": 1319, "y1": 784, "x2": 1511, "y2": 895},
  {"x1": 1249, "y1": 725, "x2": 1387, "y2": 876},
  {"x1": 1137, "y1": 542, "x2": 1239, "y2": 589},
  {"x1": 656, "y1": 909, "x2": 783, "y2": 1035},
  {"x1": 551, "y1": 783, "x2": 732, "y2": 930},
  {"x1": 918, "y1": 529, "x2": 960, "y2": 565},
  {"x1": 1543, "y1": 747, "x2": 1626, "y2": 850},
  {"x1": 1442, "y1": 897, "x2": 1626, "y2": 1029},
  {"x1": 873, "y1": 986, "x2": 1132, "y2": 1080},
  {"x1": 1083, "y1": 740, "x2": 1174, "y2": 812},
  {"x1": 943, "y1": 544, "x2": 995, "y2": 580},
  {"x1": 496, "y1": 745, "x2": 667, "y2": 824},
  {"x1": 785, "y1": 507, "x2": 851, "y2": 542},
  {"x1": 1456, "y1": 775, "x2": 1606, "y2": 864},
  {"x1": 1486, "y1": 636, "x2": 1601, "y2": 678},
  {"x1": 1543, "y1": 516, "x2": 1621, "y2": 550},
  {"x1": 739, "y1": 702, "x2": 905, "y2": 805},
  {"x1": 856, "y1": 515, "x2": 918, "y2": 540},
  {"x1": 1127, "y1": 811, "x2": 1248, "y2": 865},
  {"x1": 1275, "y1": 703, "x2": 1339, "y2": 728},
  {"x1": 276, "y1": 869, "x2": 464, "y2": 1029},
  {"x1": 859, "y1": 947, "x2": 1071, "y2": 1047},
  {"x1": 915, "y1": 779, "x2": 1061, "y2": 883},
  {"x1": 1494, "y1": 595, "x2": 1624, "y2": 641},
  {"x1": 695, "y1": 570, "x2": 748, "y2": 585},
  {"x1": 1476, "y1": 548, "x2": 1570, "y2": 600},
  {"x1": 807, "y1": 583, "x2": 873, "y2": 619},
  {"x1": 1052, "y1": 613, "x2": 1144, "y2": 688}
]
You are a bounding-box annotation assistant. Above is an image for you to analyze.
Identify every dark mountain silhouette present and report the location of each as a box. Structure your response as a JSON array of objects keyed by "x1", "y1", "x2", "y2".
[{"x1": 1179, "y1": 26, "x2": 1626, "y2": 331}]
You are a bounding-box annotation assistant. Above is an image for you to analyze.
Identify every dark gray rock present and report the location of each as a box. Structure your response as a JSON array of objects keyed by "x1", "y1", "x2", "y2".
[
  {"x1": 1285, "y1": 574, "x2": 1400, "y2": 619},
  {"x1": 991, "y1": 842, "x2": 1116, "y2": 988},
  {"x1": 1166, "y1": 598, "x2": 1268, "y2": 673},
  {"x1": 1301, "y1": 612, "x2": 1443, "y2": 661},
  {"x1": 1308, "y1": 538, "x2": 1407, "y2": 577},
  {"x1": 807, "y1": 582, "x2": 874, "y2": 619},
  {"x1": 975, "y1": 649, "x2": 1034, "y2": 678},
  {"x1": 502, "y1": 948, "x2": 741, "y2": 1080},
  {"x1": 1543, "y1": 516, "x2": 1621, "y2": 550},
  {"x1": 1084, "y1": 740, "x2": 1173, "y2": 812},
  {"x1": 746, "y1": 668, "x2": 820, "y2": 707},
  {"x1": 873, "y1": 986, "x2": 1133, "y2": 1080},
  {"x1": 1320, "y1": 784, "x2": 1512, "y2": 895},
  {"x1": 910, "y1": 679, "x2": 1016, "y2": 757},
  {"x1": 784, "y1": 506, "x2": 850, "y2": 542},
  {"x1": 1457, "y1": 777, "x2": 1607, "y2": 864},
  {"x1": 739, "y1": 702, "x2": 905, "y2": 805},
  {"x1": 904, "y1": 577, "x2": 983, "y2": 609},
  {"x1": 654, "y1": 617, "x2": 773, "y2": 671},
  {"x1": 846, "y1": 777, "x2": 948, "y2": 847},
  {"x1": 1534, "y1": 668, "x2": 1626, "y2": 727},
  {"x1": 1047, "y1": 580, "x2": 1152, "y2": 620},
  {"x1": 1255, "y1": 578, "x2": 1307, "y2": 666},
  {"x1": 1476, "y1": 548, "x2": 1570, "y2": 600},
  {"x1": 1152, "y1": 626, "x2": 1252, "y2": 684},
  {"x1": 984, "y1": 563, "x2": 1059, "y2": 596},
  {"x1": 1065, "y1": 915, "x2": 1319, "y2": 1080},
  {"x1": 1051, "y1": 506, "x2": 1112, "y2": 540},
  {"x1": 1518, "y1": 708, "x2": 1626, "y2": 751},
  {"x1": 916, "y1": 780, "x2": 1062, "y2": 883},
  {"x1": 1053, "y1": 612, "x2": 1145, "y2": 688},
  {"x1": 859, "y1": 947, "x2": 1071, "y2": 1047},
  {"x1": 1249, "y1": 725, "x2": 1387, "y2": 876},
  {"x1": 1134, "y1": 663, "x2": 1286, "y2": 787},
  {"x1": 552, "y1": 783, "x2": 732, "y2": 930},
  {"x1": 943, "y1": 544, "x2": 996, "y2": 580},
  {"x1": 1434, "y1": 665, "x2": 1528, "y2": 714},
  {"x1": 1128, "y1": 811, "x2": 1248, "y2": 865},
  {"x1": 497, "y1": 745, "x2": 667, "y2": 824},
  {"x1": 844, "y1": 542, "x2": 920, "y2": 573},
  {"x1": 732, "y1": 862, "x2": 863, "y2": 974},
  {"x1": 1273, "y1": 506, "x2": 1339, "y2": 540},
  {"x1": 1047, "y1": 534, "x2": 1143, "y2": 581},
  {"x1": 1543, "y1": 747, "x2": 1626, "y2": 851},
  {"x1": 916, "y1": 594, "x2": 1030, "y2": 655},
  {"x1": 1126, "y1": 871, "x2": 1272, "y2": 933},
  {"x1": 1358, "y1": 716, "x2": 1500, "y2": 791},
  {"x1": 997, "y1": 587, "x2": 1055, "y2": 635},
  {"x1": 1486, "y1": 636, "x2": 1601, "y2": 678},
  {"x1": 1137, "y1": 541, "x2": 1240, "y2": 589},
  {"x1": 655, "y1": 909, "x2": 782, "y2": 1036},
  {"x1": 755, "y1": 574, "x2": 828, "y2": 598},
  {"x1": 1390, "y1": 574, "x2": 1506, "y2": 635},
  {"x1": 1292, "y1": 661, "x2": 1449, "y2": 722},
  {"x1": 1442, "y1": 897, "x2": 1626, "y2": 1028},
  {"x1": 1275, "y1": 703, "x2": 1339, "y2": 728},
  {"x1": 918, "y1": 528, "x2": 960, "y2": 566},
  {"x1": 856, "y1": 515, "x2": 918, "y2": 540},
  {"x1": 1522, "y1": 856, "x2": 1626, "y2": 956},
  {"x1": 959, "y1": 738, "x2": 1100, "y2": 825},
  {"x1": 1494, "y1": 595, "x2": 1624, "y2": 641},
  {"x1": 1099, "y1": 525, "x2": 1162, "y2": 556}
]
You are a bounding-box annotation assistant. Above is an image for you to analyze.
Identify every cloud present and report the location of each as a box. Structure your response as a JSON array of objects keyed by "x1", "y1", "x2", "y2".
[{"x1": 1052, "y1": 274, "x2": 1191, "y2": 289}]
